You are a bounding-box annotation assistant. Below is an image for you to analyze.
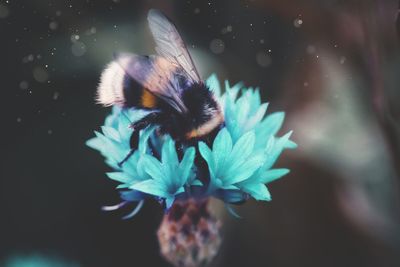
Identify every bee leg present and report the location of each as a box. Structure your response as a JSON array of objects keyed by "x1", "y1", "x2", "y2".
[
  {"x1": 118, "y1": 112, "x2": 161, "y2": 167},
  {"x1": 129, "y1": 112, "x2": 161, "y2": 131},
  {"x1": 175, "y1": 141, "x2": 184, "y2": 160},
  {"x1": 117, "y1": 130, "x2": 142, "y2": 167},
  {"x1": 148, "y1": 137, "x2": 160, "y2": 159},
  {"x1": 118, "y1": 148, "x2": 135, "y2": 168}
]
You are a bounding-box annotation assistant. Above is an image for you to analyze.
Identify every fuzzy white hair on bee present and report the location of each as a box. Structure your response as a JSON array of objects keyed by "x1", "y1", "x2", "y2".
[
  {"x1": 203, "y1": 103, "x2": 217, "y2": 116},
  {"x1": 96, "y1": 61, "x2": 127, "y2": 107}
]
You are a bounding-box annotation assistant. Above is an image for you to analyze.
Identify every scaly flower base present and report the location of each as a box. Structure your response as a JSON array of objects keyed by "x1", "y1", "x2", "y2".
[{"x1": 157, "y1": 199, "x2": 222, "y2": 267}]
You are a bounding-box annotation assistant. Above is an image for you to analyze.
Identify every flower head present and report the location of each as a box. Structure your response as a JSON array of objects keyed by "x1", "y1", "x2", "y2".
[{"x1": 87, "y1": 74, "x2": 296, "y2": 217}]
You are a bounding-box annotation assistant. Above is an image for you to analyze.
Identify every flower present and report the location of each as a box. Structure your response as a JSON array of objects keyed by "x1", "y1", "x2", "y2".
[
  {"x1": 86, "y1": 106, "x2": 154, "y2": 169},
  {"x1": 200, "y1": 74, "x2": 296, "y2": 203},
  {"x1": 87, "y1": 74, "x2": 296, "y2": 217},
  {"x1": 86, "y1": 106, "x2": 158, "y2": 217},
  {"x1": 198, "y1": 129, "x2": 265, "y2": 199},
  {"x1": 131, "y1": 137, "x2": 197, "y2": 209}
]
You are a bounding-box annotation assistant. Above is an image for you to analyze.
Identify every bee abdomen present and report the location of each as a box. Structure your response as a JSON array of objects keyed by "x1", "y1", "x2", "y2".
[
  {"x1": 97, "y1": 61, "x2": 158, "y2": 109},
  {"x1": 97, "y1": 61, "x2": 127, "y2": 107}
]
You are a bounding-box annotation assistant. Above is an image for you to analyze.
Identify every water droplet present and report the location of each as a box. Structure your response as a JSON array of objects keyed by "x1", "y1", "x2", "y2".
[
  {"x1": 71, "y1": 41, "x2": 86, "y2": 56},
  {"x1": 293, "y1": 18, "x2": 303, "y2": 28},
  {"x1": 26, "y1": 54, "x2": 34, "y2": 62},
  {"x1": 70, "y1": 34, "x2": 80, "y2": 42},
  {"x1": 19, "y1": 81, "x2": 29, "y2": 90},
  {"x1": 209, "y1": 39, "x2": 225, "y2": 54},
  {"x1": 33, "y1": 67, "x2": 49, "y2": 83},
  {"x1": 86, "y1": 27, "x2": 96, "y2": 35},
  {"x1": 0, "y1": 4, "x2": 10, "y2": 19},
  {"x1": 256, "y1": 51, "x2": 272, "y2": 67},
  {"x1": 49, "y1": 21, "x2": 58, "y2": 30},
  {"x1": 306, "y1": 45, "x2": 316, "y2": 54},
  {"x1": 221, "y1": 25, "x2": 233, "y2": 34}
]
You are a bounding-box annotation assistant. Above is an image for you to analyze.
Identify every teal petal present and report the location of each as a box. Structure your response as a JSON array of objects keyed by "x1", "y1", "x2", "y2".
[
  {"x1": 259, "y1": 168, "x2": 290, "y2": 184},
  {"x1": 167, "y1": 138, "x2": 179, "y2": 166},
  {"x1": 265, "y1": 135, "x2": 275, "y2": 153},
  {"x1": 224, "y1": 153, "x2": 264, "y2": 184},
  {"x1": 117, "y1": 114, "x2": 133, "y2": 141},
  {"x1": 225, "y1": 80, "x2": 242, "y2": 98},
  {"x1": 116, "y1": 184, "x2": 130, "y2": 189},
  {"x1": 206, "y1": 73, "x2": 221, "y2": 97},
  {"x1": 191, "y1": 179, "x2": 203, "y2": 186},
  {"x1": 245, "y1": 103, "x2": 268, "y2": 130},
  {"x1": 101, "y1": 126, "x2": 121, "y2": 142},
  {"x1": 236, "y1": 96, "x2": 250, "y2": 127},
  {"x1": 230, "y1": 131, "x2": 255, "y2": 163},
  {"x1": 241, "y1": 183, "x2": 271, "y2": 201},
  {"x1": 217, "y1": 189, "x2": 247, "y2": 203},
  {"x1": 165, "y1": 197, "x2": 175, "y2": 209},
  {"x1": 175, "y1": 186, "x2": 185, "y2": 195},
  {"x1": 136, "y1": 155, "x2": 150, "y2": 180},
  {"x1": 121, "y1": 153, "x2": 140, "y2": 178},
  {"x1": 138, "y1": 125, "x2": 156, "y2": 154},
  {"x1": 126, "y1": 108, "x2": 153, "y2": 123},
  {"x1": 220, "y1": 184, "x2": 239, "y2": 190},
  {"x1": 258, "y1": 112, "x2": 285, "y2": 138},
  {"x1": 105, "y1": 158, "x2": 119, "y2": 169},
  {"x1": 122, "y1": 200, "x2": 144, "y2": 219},
  {"x1": 179, "y1": 147, "x2": 195, "y2": 185},
  {"x1": 225, "y1": 204, "x2": 242, "y2": 218},
  {"x1": 212, "y1": 128, "x2": 232, "y2": 174},
  {"x1": 86, "y1": 137, "x2": 103, "y2": 151},
  {"x1": 264, "y1": 131, "x2": 293, "y2": 169},
  {"x1": 285, "y1": 140, "x2": 298, "y2": 149},
  {"x1": 94, "y1": 132, "x2": 126, "y2": 162},
  {"x1": 141, "y1": 154, "x2": 165, "y2": 182},
  {"x1": 199, "y1": 142, "x2": 215, "y2": 178},
  {"x1": 106, "y1": 172, "x2": 132, "y2": 184},
  {"x1": 130, "y1": 179, "x2": 169, "y2": 198},
  {"x1": 162, "y1": 137, "x2": 179, "y2": 166},
  {"x1": 249, "y1": 88, "x2": 261, "y2": 112}
]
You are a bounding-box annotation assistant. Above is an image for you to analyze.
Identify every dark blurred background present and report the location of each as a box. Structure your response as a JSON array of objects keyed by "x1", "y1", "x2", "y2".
[{"x1": 2, "y1": 0, "x2": 400, "y2": 266}]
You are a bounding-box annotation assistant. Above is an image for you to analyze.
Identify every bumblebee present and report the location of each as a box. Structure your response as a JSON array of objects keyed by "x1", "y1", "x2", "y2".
[{"x1": 97, "y1": 9, "x2": 224, "y2": 165}]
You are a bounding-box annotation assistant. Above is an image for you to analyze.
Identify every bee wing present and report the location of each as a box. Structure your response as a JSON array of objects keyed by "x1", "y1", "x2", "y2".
[
  {"x1": 147, "y1": 9, "x2": 201, "y2": 84},
  {"x1": 114, "y1": 52, "x2": 188, "y2": 114}
]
